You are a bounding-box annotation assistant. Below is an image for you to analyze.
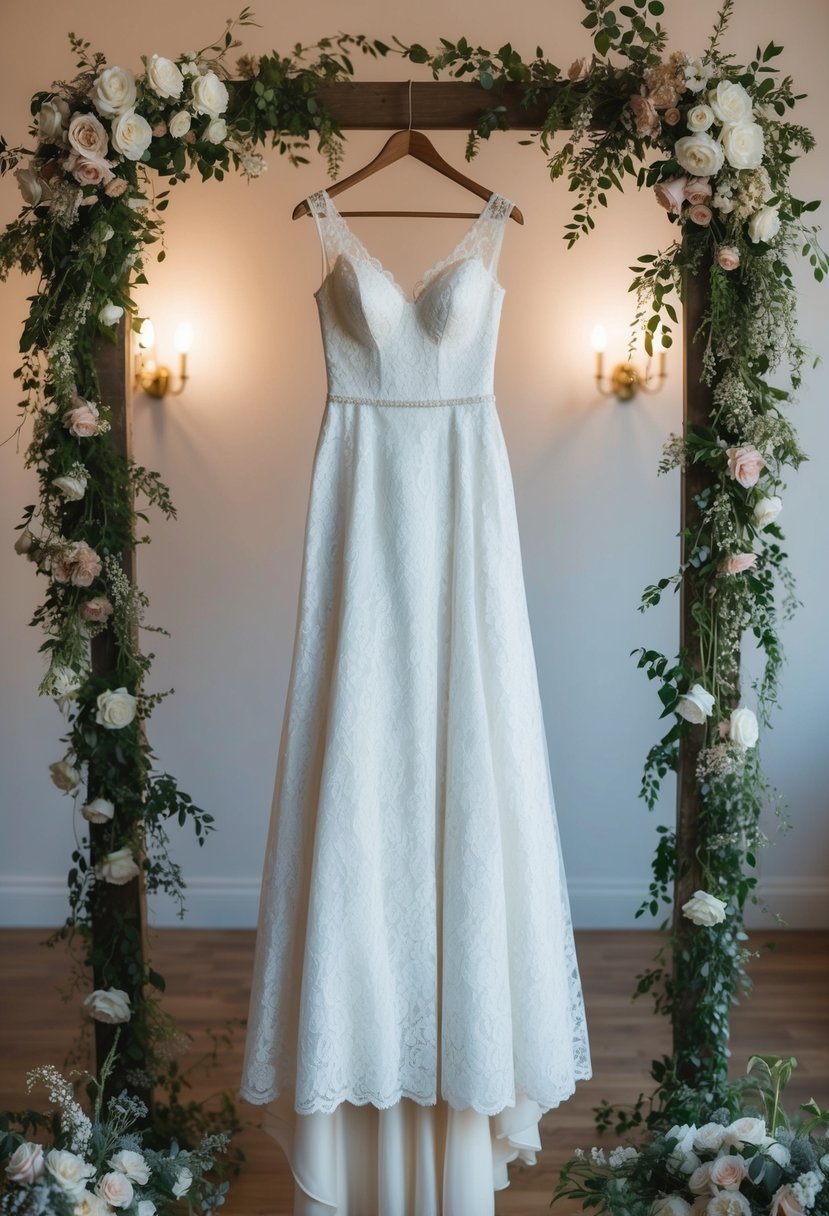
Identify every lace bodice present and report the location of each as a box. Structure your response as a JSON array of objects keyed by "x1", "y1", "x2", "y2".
[{"x1": 307, "y1": 190, "x2": 514, "y2": 403}]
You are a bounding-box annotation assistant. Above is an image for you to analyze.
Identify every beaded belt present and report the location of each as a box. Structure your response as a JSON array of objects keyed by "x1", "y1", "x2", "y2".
[{"x1": 327, "y1": 392, "x2": 495, "y2": 409}]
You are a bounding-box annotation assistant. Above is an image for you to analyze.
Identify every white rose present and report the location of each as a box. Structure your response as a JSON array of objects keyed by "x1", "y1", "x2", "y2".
[
  {"x1": 753, "y1": 495, "x2": 782, "y2": 530},
  {"x1": 682, "y1": 890, "x2": 728, "y2": 927},
  {"x1": 727, "y1": 707, "x2": 759, "y2": 751},
  {"x1": 15, "y1": 164, "x2": 47, "y2": 206},
  {"x1": 707, "y1": 1192, "x2": 751, "y2": 1216},
  {"x1": 84, "y1": 987, "x2": 131, "y2": 1023},
  {"x1": 748, "y1": 205, "x2": 781, "y2": 244},
  {"x1": 53, "y1": 472, "x2": 88, "y2": 500},
  {"x1": 99, "y1": 303, "x2": 124, "y2": 327},
  {"x1": 82, "y1": 797, "x2": 115, "y2": 824},
  {"x1": 111, "y1": 111, "x2": 153, "y2": 161},
  {"x1": 73, "y1": 1192, "x2": 111, "y2": 1216},
  {"x1": 652, "y1": 1197, "x2": 692, "y2": 1216},
  {"x1": 721, "y1": 122, "x2": 765, "y2": 171},
  {"x1": 686, "y1": 104, "x2": 715, "y2": 132},
  {"x1": 49, "y1": 759, "x2": 81, "y2": 792},
  {"x1": 203, "y1": 117, "x2": 228, "y2": 143},
  {"x1": 677, "y1": 684, "x2": 715, "y2": 725},
  {"x1": 172, "y1": 1166, "x2": 193, "y2": 1198},
  {"x1": 190, "y1": 70, "x2": 229, "y2": 117},
  {"x1": 169, "y1": 110, "x2": 192, "y2": 138},
  {"x1": 146, "y1": 54, "x2": 184, "y2": 100},
  {"x1": 96, "y1": 687, "x2": 138, "y2": 729},
  {"x1": 109, "y1": 1150, "x2": 150, "y2": 1185},
  {"x1": 708, "y1": 80, "x2": 753, "y2": 125},
  {"x1": 96, "y1": 1170, "x2": 134, "y2": 1209},
  {"x1": 762, "y1": 1138, "x2": 791, "y2": 1168},
  {"x1": 95, "y1": 847, "x2": 141, "y2": 886},
  {"x1": 674, "y1": 132, "x2": 725, "y2": 178},
  {"x1": 38, "y1": 98, "x2": 70, "y2": 143},
  {"x1": 93, "y1": 66, "x2": 137, "y2": 117},
  {"x1": 5, "y1": 1141, "x2": 45, "y2": 1184},
  {"x1": 723, "y1": 1117, "x2": 767, "y2": 1148},
  {"x1": 137, "y1": 1203, "x2": 157, "y2": 1216},
  {"x1": 694, "y1": 1123, "x2": 727, "y2": 1154},
  {"x1": 45, "y1": 1149, "x2": 95, "y2": 1196}
]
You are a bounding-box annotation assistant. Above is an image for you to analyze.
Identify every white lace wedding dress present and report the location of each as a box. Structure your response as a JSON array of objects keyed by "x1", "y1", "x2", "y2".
[{"x1": 240, "y1": 188, "x2": 591, "y2": 1215}]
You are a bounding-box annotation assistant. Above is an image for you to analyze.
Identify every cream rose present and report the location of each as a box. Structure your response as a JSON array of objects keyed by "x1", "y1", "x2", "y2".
[
  {"x1": 677, "y1": 684, "x2": 715, "y2": 725},
  {"x1": 49, "y1": 759, "x2": 81, "y2": 792},
  {"x1": 84, "y1": 987, "x2": 131, "y2": 1023},
  {"x1": 723, "y1": 1117, "x2": 767, "y2": 1148},
  {"x1": 726, "y1": 445, "x2": 766, "y2": 488},
  {"x1": 707, "y1": 1193, "x2": 751, "y2": 1216},
  {"x1": 82, "y1": 797, "x2": 115, "y2": 824},
  {"x1": 63, "y1": 394, "x2": 100, "y2": 438},
  {"x1": 675, "y1": 132, "x2": 725, "y2": 178},
  {"x1": 708, "y1": 80, "x2": 753, "y2": 125},
  {"x1": 45, "y1": 1149, "x2": 95, "y2": 1196},
  {"x1": 694, "y1": 1124, "x2": 727, "y2": 1154},
  {"x1": 204, "y1": 117, "x2": 228, "y2": 143},
  {"x1": 771, "y1": 1186, "x2": 805, "y2": 1216},
  {"x1": 109, "y1": 1150, "x2": 150, "y2": 1184},
  {"x1": 687, "y1": 103, "x2": 715, "y2": 132},
  {"x1": 718, "y1": 247, "x2": 740, "y2": 271},
  {"x1": 720, "y1": 552, "x2": 757, "y2": 575},
  {"x1": 753, "y1": 495, "x2": 782, "y2": 529},
  {"x1": 169, "y1": 110, "x2": 192, "y2": 138},
  {"x1": 95, "y1": 1171, "x2": 134, "y2": 1209},
  {"x1": 721, "y1": 122, "x2": 764, "y2": 171},
  {"x1": 96, "y1": 687, "x2": 138, "y2": 730},
  {"x1": 652, "y1": 1197, "x2": 691, "y2": 1216},
  {"x1": 190, "y1": 70, "x2": 229, "y2": 117},
  {"x1": 95, "y1": 847, "x2": 141, "y2": 885},
  {"x1": 15, "y1": 165, "x2": 48, "y2": 207},
  {"x1": 748, "y1": 205, "x2": 781, "y2": 244},
  {"x1": 172, "y1": 1166, "x2": 193, "y2": 1198},
  {"x1": 81, "y1": 596, "x2": 114, "y2": 623},
  {"x1": 92, "y1": 66, "x2": 137, "y2": 117},
  {"x1": 689, "y1": 1162, "x2": 715, "y2": 1195},
  {"x1": 727, "y1": 707, "x2": 759, "y2": 751},
  {"x1": 5, "y1": 1142, "x2": 45, "y2": 1184},
  {"x1": 68, "y1": 113, "x2": 109, "y2": 159},
  {"x1": 111, "y1": 110, "x2": 153, "y2": 161},
  {"x1": 99, "y1": 302, "x2": 124, "y2": 327},
  {"x1": 682, "y1": 890, "x2": 727, "y2": 927},
  {"x1": 655, "y1": 175, "x2": 688, "y2": 214},
  {"x1": 709, "y1": 1156, "x2": 747, "y2": 1190},
  {"x1": 53, "y1": 471, "x2": 88, "y2": 500},
  {"x1": 37, "y1": 97, "x2": 70, "y2": 143},
  {"x1": 146, "y1": 54, "x2": 184, "y2": 100},
  {"x1": 73, "y1": 1193, "x2": 111, "y2": 1216}
]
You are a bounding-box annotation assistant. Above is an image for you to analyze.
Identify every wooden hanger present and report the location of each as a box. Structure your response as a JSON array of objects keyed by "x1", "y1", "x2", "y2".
[{"x1": 291, "y1": 127, "x2": 524, "y2": 224}]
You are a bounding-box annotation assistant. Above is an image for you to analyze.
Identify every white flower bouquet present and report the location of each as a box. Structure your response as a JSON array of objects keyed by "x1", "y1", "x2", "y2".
[
  {"x1": 0, "y1": 1046, "x2": 229, "y2": 1215},
  {"x1": 555, "y1": 1058, "x2": 829, "y2": 1216}
]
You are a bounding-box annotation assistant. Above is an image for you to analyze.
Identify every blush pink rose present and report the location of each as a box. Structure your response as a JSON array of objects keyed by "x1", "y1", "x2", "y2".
[
  {"x1": 664, "y1": 107, "x2": 681, "y2": 126},
  {"x1": 718, "y1": 246, "x2": 741, "y2": 271},
  {"x1": 67, "y1": 112, "x2": 109, "y2": 159},
  {"x1": 720, "y1": 552, "x2": 758, "y2": 575},
  {"x1": 688, "y1": 203, "x2": 713, "y2": 226},
  {"x1": 685, "y1": 176, "x2": 712, "y2": 205},
  {"x1": 5, "y1": 1142, "x2": 45, "y2": 1184},
  {"x1": 688, "y1": 1162, "x2": 714, "y2": 1195},
  {"x1": 630, "y1": 92, "x2": 660, "y2": 136},
  {"x1": 81, "y1": 595, "x2": 114, "y2": 622},
  {"x1": 152, "y1": 120, "x2": 168, "y2": 137},
  {"x1": 67, "y1": 152, "x2": 114, "y2": 187},
  {"x1": 654, "y1": 175, "x2": 689, "y2": 214},
  {"x1": 62, "y1": 393, "x2": 100, "y2": 437},
  {"x1": 104, "y1": 176, "x2": 129, "y2": 198},
  {"x1": 70, "y1": 541, "x2": 102, "y2": 587},
  {"x1": 771, "y1": 1187, "x2": 805, "y2": 1216},
  {"x1": 709, "y1": 1155, "x2": 747, "y2": 1189},
  {"x1": 727, "y1": 445, "x2": 766, "y2": 487}
]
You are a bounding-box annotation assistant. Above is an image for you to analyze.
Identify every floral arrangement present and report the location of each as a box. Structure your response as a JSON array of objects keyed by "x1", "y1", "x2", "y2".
[
  {"x1": 555, "y1": 1057, "x2": 829, "y2": 1216},
  {"x1": 0, "y1": 1045, "x2": 228, "y2": 1214}
]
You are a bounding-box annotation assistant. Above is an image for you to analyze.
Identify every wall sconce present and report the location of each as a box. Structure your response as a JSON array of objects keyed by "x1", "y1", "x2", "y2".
[
  {"x1": 134, "y1": 319, "x2": 192, "y2": 398},
  {"x1": 591, "y1": 324, "x2": 667, "y2": 402}
]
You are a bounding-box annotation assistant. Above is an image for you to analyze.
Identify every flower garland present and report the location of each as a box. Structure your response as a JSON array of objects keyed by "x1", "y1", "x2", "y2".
[{"x1": 0, "y1": 0, "x2": 825, "y2": 1124}]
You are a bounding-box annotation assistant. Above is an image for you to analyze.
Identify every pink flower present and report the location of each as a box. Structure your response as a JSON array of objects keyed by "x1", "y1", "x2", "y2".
[
  {"x1": 664, "y1": 107, "x2": 681, "y2": 126},
  {"x1": 630, "y1": 91, "x2": 660, "y2": 136},
  {"x1": 70, "y1": 540, "x2": 102, "y2": 587},
  {"x1": 5, "y1": 1142, "x2": 45, "y2": 1185},
  {"x1": 81, "y1": 595, "x2": 114, "y2": 622},
  {"x1": 67, "y1": 111, "x2": 109, "y2": 159},
  {"x1": 567, "y1": 57, "x2": 588, "y2": 81},
  {"x1": 727, "y1": 444, "x2": 766, "y2": 488},
  {"x1": 62, "y1": 393, "x2": 100, "y2": 438},
  {"x1": 66, "y1": 152, "x2": 114, "y2": 187},
  {"x1": 688, "y1": 1163, "x2": 714, "y2": 1195},
  {"x1": 685, "y1": 176, "x2": 712, "y2": 205},
  {"x1": 720, "y1": 552, "x2": 758, "y2": 575},
  {"x1": 771, "y1": 1187, "x2": 805, "y2": 1216},
  {"x1": 709, "y1": 1155, "x2": 747, "y2": 1190},
  {"x1": 153, "y1": 120, "x2": 168, "y2": 137},
  {"x1": 688, "y1": 203, "x2": 713, "y2": 226},
  {"x1": 718, "y1": 246, "x2": 741, "y2": 271},
  {"x1": 103, "y1": 176, "x2": 129, "y2": 198},
  {"x1": 654, "y1": 175, "x2": 689, "y2": 214}
]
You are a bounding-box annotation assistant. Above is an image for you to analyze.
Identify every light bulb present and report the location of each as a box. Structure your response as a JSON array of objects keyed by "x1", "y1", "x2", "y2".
[
  {"x1": 174, "y1": 321, "x2": 194, "y2": 355},
  {"x1": 138, "y1": 318, "x2": 156, "y2": 350},
  {"x1": 591, "y1": 324, "x2": 607, "y2": 354}
]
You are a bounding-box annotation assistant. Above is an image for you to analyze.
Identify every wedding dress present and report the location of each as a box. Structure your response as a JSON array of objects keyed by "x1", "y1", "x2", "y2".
[{"x1": 240, "y1": 188, "x2": 591, "y2": 1215}]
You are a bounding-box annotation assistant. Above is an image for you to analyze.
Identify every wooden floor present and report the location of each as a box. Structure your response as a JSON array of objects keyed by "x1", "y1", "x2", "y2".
[{"x1": 1, "y1": 929, "x2": 827, "y2": 1214}]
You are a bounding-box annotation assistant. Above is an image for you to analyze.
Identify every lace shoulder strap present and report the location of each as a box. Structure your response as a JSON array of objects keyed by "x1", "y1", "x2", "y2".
[
  {"x1": 420, "y1": 192, "x2": 515, "y2": 290},
  {"x1": 307, "y1": 189, "x2": 388, "y2": 281}
]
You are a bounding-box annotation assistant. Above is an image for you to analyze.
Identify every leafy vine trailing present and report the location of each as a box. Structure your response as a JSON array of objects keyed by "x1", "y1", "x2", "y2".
[{"x1": 0, "y1": 0, "x2": 824, "y2": 1152}]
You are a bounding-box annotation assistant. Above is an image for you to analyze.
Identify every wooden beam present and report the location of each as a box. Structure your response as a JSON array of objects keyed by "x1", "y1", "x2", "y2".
[{"x1": 314, "y1": 80, "x2": 556, "y2": 130}]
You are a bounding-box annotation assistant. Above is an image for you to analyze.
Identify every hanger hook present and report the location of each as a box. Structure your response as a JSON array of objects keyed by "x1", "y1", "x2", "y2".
[{"x1": 407, "y1": 79, "x2": 413, "y2": 131}]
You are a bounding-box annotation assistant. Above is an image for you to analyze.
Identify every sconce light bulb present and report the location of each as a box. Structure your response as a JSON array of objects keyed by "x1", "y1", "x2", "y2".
[
  {"x1": 138, "y1": 318, "x2": 156, "y2": 350},
  {"x1": 174, "y1": 321, "x2": 194, "y2": 355},
  {"x1": 591, "y1": 324, "x2": 607, "y2": 354}
]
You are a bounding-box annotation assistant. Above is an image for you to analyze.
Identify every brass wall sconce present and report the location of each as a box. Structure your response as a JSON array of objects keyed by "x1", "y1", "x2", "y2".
[
  {"x1": 591, "y1": 325, "x2": 667, "y2": 402},
  {"x1": 134, "y1": 319, "x2": 193, "y2": 398}
]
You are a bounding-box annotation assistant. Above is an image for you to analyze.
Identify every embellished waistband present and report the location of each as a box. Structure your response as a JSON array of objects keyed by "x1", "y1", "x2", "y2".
[{"x1": 327, "y1": 393, "x2": 495, "y2": 409}]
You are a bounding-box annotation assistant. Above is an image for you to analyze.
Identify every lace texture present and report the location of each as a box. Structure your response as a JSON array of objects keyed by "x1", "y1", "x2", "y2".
[{"x1": 241, "y1": 192, "x2": 591, "y2": 1122}]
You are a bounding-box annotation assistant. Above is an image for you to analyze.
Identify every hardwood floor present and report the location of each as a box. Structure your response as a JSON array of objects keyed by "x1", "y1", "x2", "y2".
[{"x1": 1, "y1": 929, "x2": 826, "y2": 1214}]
